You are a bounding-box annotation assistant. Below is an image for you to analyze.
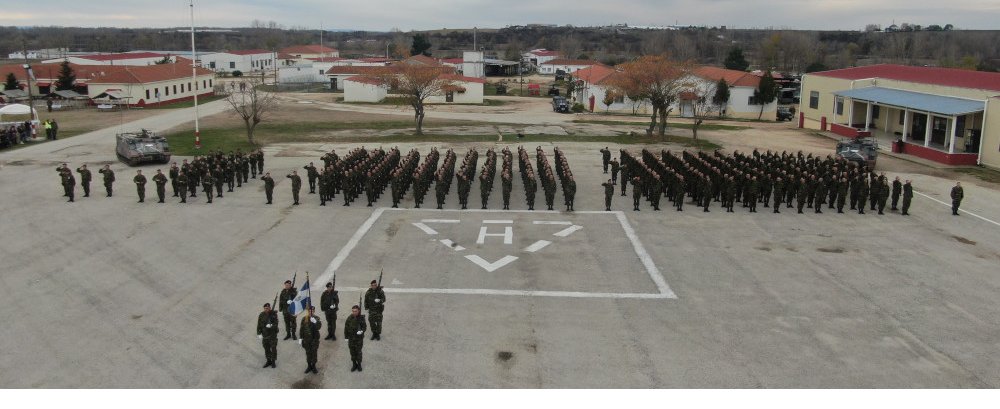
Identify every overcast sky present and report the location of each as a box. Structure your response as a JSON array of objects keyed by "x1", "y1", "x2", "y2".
[{"x1": 2, "y1": 0, "x2": 998, "y2": 30}]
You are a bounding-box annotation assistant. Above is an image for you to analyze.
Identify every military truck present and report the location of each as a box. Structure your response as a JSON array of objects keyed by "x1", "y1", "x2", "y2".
[
  {"x1": 836, "y1": 137, "x2": 878, "y2": 169},
  {"x1": 116, "y1": 129, "x2": 171, "y2": 166}
]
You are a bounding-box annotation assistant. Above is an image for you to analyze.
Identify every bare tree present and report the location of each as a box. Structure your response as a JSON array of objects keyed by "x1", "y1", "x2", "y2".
[
  {"x1": 680, "y1": 78, "x2": 717, "y2": 140},
  {"x1": 370, "y1": 65, "x2": 453, "y2": 135},
  {"x1": 608, "y1": 55, "x2": 690, "y2": 137},
  {"x1": 224, "y1": 77, "x2": 278, "y2": 145}
]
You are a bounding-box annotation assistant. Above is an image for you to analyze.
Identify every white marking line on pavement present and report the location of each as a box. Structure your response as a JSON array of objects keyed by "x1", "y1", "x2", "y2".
[
  {"x1": 477, "y1": 225, "x2": 514, "y2": 244},
  {"x1": 412, "y1": 222, "x2": 438, "y2": 235},
  {"x1": 524, "y1": 240, "x2": 552, "y2": 253},
  {"x1": 914, "y1": 191, "x2": 1000, "y2": 228},
  {"x1": 421, "y1": 219, "x2": 461, "y2": 223},
  {"x1": 465, "y1": 255, "x2": 519, "y2": 272},
  {"x1": 333, "y1": 286, "x2": 670, "y2": 299},
  {"x1": 553, "y1": 225, "x2": 583, "y2": 237},
  {"x1": 483, "y1": 220, "x2": 513, "y2": 224},
  {"x1": 316, "y1": 207, "x2": 385, "y2": 286},
  {"x1": 440, "y1": 239, "x2": 465, "y2": 251},
  {"x1": 533, "y1": 221, "x2": 572, "y2": 225},
  {"x1": 615, "y1": 211, "x2": 677, "y2": 298}
]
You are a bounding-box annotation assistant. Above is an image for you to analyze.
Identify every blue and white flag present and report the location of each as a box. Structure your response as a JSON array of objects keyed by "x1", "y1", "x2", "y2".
[{"x1": 288, "y1": 280, "x2": 311, "y2": 316}]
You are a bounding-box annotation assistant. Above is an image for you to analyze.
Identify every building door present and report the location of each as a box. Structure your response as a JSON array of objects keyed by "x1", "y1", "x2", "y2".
[
  {"x1": 680, "y1": 101, "x2": 694, "y2": 118},
  {"x1": 330, "y1": 78, "x2": 338, "y2": 91},
  {"x1": 911, "y1": 113, "x2": 927, "y2": 142}
]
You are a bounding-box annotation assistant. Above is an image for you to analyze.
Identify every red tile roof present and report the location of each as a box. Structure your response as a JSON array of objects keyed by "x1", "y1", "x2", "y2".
[
  {"x1": 440, "y1": 58, "x2": 464, "y2": 65},
  {"x1": 308, "y1": 57, "x2": 346, "y2": 62},
  {"x1": 277, "y1": 53, "x2": 297, "y2": 59},
  {"x1": 692, "y1": 66, "x2": 760, "y2": 88},
  {"x1": 398, "y1": 55, "x2": 442, "y2": 67},
  {"x1": 810, "y1": 64, "x2": 1000, "y2": 92},
  {"x1": 225, "y1": 49, "x2": 273, "y2": 56},
  {"x1": 571, "y1": 65, "x2": 619, "y2": 85},
  {"x1": 530, "y1": 50, "x2": 560, "y2": 57},
  {"x1": 359, "y1": 57, "x2": 392, "y2": 63},
  {"x1": 345, "y1": 76, "x2": 385, "y2": 86},
  {"x1": 280, "y1": 45, "x2": 338, "y2": 55},
  {"x1": 87, "y1": 63, "x2": 214, "y2": 84},
  {"x1": 0, "y1": 63, "x2": 128, "y2": 83},
  {"x1": 438, "y1": 73, "x2": 487, "y2": 84},
  {"x1": 540, "y1": 59, "x2": 603, "y2": 67},
  {"x1": 77, "y1": 52, "x2": 167, "y2": 61},
  {"x1": 327, "y1": 66, "x2": 399, "y2": 75}
]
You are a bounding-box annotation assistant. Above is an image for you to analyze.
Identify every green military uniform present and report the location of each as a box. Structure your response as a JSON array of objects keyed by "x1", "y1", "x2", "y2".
[
  {"x1": 320, "y1": 286, "x2": 340, "y2": 340},
  {"x1": 152, "y1": 172, "x2": 168, "y2": 203},
  {"x1": 76, "y1": 166, "x2": 92, "y2": 197},
  {"x1": 304, "y1": 163, "x2": 318, "y2": 194},
  {"x1": 951, "y1": 184, "x2": 963, "y2": 215},
  {"x1": 133, "y1": 173, "x2": 147, "y2": 203},
  {"x1": 901, "y1": 181, "x2": 913, "y2": 215},
  {"x1": 256, "y1": 307, "x2": 279, "y2": 368},
  {"x1": 99, "y1": 167, "x2": 116, "y2": 197},
  {"x1": 299, "y1": 312, "x2": 322, "y2": 374},
  {"x1": 364, "y1": 285, "x2": 386, "y2": 340},
  {"x1": 202, "y1": 173, "x2": 214, "y2": 204},
  {"x1": 287, "y1": 173, "x2": 302, "y2": 205},
  {"x1": 176, "y1": 173, "x2": 188, "y2": 203},
  {"x1": 279, "y1": 286, "x2": 298, "y2": 340},
  {"x1": 344, "y1": 310, "x2": 367, "y2": 372},
  {"x1": 262, "y1": 174, "x2": 275, "y2": 204},
  {"x1": 602, "y1": 181, "x2": 614, "y2": 211}
]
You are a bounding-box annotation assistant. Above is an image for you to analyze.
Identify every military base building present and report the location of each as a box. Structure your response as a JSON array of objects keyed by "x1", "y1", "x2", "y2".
[{"x1": 799, "y1": 64, "x2": 1000, "y2": 168}]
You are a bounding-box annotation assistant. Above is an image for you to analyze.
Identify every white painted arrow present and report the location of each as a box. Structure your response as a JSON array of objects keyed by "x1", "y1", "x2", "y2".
[
  {"x1": 553, "y1": 225, "x2": 583, "y2": 237},
  {"x1": 464, "y1": 255, "x2": 519, "y2": 272}
]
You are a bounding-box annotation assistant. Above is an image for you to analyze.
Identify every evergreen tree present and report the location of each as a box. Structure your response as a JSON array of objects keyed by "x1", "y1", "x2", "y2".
[
  {"x1": 711, "y1": 78, "x2": 730, "y2": 117},
  {"x1": 753, "y1": 71, "x2": 779, "y2": 120},
  {"x1": 4, "y1": 72, "x2": 19, "y2": 91},
  {"x1": 55, "y1": 61, "x2": 76, "y2": 91},
  {"x1": 410, "y1": 34, "x2": 432, "y2": 57},
  {"x1": 724, "y1": 47, "x2": 750, "y2": 71}
]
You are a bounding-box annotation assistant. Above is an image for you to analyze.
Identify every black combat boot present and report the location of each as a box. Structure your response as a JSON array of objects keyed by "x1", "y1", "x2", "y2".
[
  {"x1": 304, "y1": 365, "x2": 311, "y2": 374},
  {"x1": 263, "y1": 361, "x2": 271, "y2": 368},
  {"x1": 351, "y1": 361, "x2": 357, "y2": 372}
]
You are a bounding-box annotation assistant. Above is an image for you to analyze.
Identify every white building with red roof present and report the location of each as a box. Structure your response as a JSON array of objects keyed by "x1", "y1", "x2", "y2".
[
  {"x1": 539, "y1": 59, "x2": 603, "y2": 75},
  {"x1": 42, "y1": 52, "x2": 172, "y2": 66},
  {"x1": 279, "y1": 45, "x2": 339, "y2": 59},
  {"x1": 800, "y1": 64, "x2": 1000, "y2": 167},
  {"x1": 343, "y1": 76, "x2": 387, "y2": 103},
  {"x1": 523, "y1": 49, "x2": 561, "y2": 67},
  {"x1": 85, "y1": 63, "x2": 216, "y2": 107},
  {"x1": 200, "y1": 49, "x2": 276, "y2": 74}
]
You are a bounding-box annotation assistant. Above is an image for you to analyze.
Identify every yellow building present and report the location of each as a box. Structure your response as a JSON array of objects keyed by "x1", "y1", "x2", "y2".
[{"x1": 799, "y1": 64, "x2": 1000, "y2": 168}]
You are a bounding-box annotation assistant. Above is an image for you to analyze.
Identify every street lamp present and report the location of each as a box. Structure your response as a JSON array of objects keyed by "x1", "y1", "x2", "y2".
[{"x1": 22, "y1": 63, "x2": 36, "y2": 123}]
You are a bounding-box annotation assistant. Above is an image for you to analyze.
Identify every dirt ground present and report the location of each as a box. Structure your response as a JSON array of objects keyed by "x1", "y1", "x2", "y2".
[{"x1": 30, "y1": 107, "x2": 162, "y2": 138}]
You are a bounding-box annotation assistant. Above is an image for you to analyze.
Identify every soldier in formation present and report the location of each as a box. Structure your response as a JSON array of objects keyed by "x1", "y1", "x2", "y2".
[
  {"x1": 256, "y1": 303, "x2": 279, "y2": 368},
  {"x1": 133, "y1": 170, "x2": 147, "y2": 203},
  {"x1": 364, "y1": 280, "x2": 386, "y2": 341},
  {"x1": 278, "y1": 280, "x2": 298, "y2": 341},
  {"x1": 345, "y1": 304, "x2": 367, "y2": 372},
  {"x1": 299, "y1": 306, "x2": 321, "y2": 374},
  {"x1": 76, "y1": 164, "x2": 91, "y2": 197},
  {"x1": 152, "y1": 170, "x2": 168, "y2": 203},
  {"x1": 321, "y1": 282, "x2": 340, "y2": 341},
  {"x1": 99, "y1": 164, "x2": 115, "y2": 197}
]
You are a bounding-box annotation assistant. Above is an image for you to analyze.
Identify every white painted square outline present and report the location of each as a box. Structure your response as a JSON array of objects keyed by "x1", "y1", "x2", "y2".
[{"x1": 314, "y1": 208, "x2": 676, "y2": 299}]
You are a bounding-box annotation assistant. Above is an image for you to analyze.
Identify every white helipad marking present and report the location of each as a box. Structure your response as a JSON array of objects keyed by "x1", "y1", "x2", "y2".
[
  {"x1": 533, "y1": 221, "x2": 572, "y2": 225},
  {"x1": 333, "y1": 286, "x2": 671, "y2": 299},
  {"x1": 421, "y1": 219, "x2": 461, "y2": 223},
  {"x1": 483, "y1": 220, "x2": 513, "y2": 224},
  {"x1": 316, "y1": 207, "x2": 385, "y2": 286},
  {"x1": 391, "y1": 278, "x2": 403, "y2": 285},
  {"x1": 465, "y1": 255, "x2": 519, "y2": 272},
  {"x1": 615, "y1": 211, "x2": 675, "y2": 298},
  {"x1": 914, "y1": 191, "x2": 1000, "y2": 228},
  {"x1": 440, "y1": 239, "x2": 465, "y2": 251},
  {"x1": 477, "y1": 226, "x2": 513, "y2": 244},
  {"x1": 412, "y1": 222, "x2": 438, "y2": 235},
  {"x1": 524, "y1": 240, "x2": 551, "y2": 253},
  {"x1": 553, "y1": 225, "x2": 583, "y2": 237}
]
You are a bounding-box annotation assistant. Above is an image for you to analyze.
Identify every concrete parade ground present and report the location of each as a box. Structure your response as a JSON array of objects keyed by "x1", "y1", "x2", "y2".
[{"x1": 2, "y1": 102, "x2": 1000, "y2": 388}]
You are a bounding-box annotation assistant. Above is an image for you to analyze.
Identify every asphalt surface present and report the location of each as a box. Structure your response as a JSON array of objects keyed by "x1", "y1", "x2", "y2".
[{"x1": 2, "y1": 105, "x2": 1000, "y2": 388}]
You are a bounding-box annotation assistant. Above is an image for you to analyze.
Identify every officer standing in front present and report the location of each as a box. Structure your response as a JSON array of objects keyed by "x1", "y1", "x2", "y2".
[
  {"x1": 344, "y1": 304, "x2": 367, "y2": 372},
  {"x1": 256, "y1": 303, "x2": 279, "y2": 368},
  {"x1": 321, "y1": 282, "x2": 340, "y2": 341},
  {"x1": 261, "y1": 172, "x2": 275, "y2": 205},
  {"x1": 298, "y1": 306, "x2": 321, "y2": 374},
  {"x1": 364, "y1": 280, "x2": 385, "y2": 340}
]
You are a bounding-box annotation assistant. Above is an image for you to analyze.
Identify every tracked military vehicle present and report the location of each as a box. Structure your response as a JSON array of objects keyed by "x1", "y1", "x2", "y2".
[
  {"x1": 116, "y1": 129, "x2": 171, "y2": 166},
  {"x1": 836, "y1": 137, "x2": 878, "y2": 169}
]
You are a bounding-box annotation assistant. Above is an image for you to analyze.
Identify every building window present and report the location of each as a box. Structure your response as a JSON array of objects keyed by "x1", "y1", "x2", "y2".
[
  {"x1": 203, "y1": 80, "x2": 207, "y2": 89},
  {"x1": 165, "y1": 87, "x2": 169, "y2": 96},
  {"x1": 229, "y1": 62, "x2": 236, "y2": 69},
  {"x1": 173, "y1": 85, "x2": 177, "y2": 94},
  {"x1": 209, "y1": 79, "x2": 213, "y2": 87},
  {"x1": 872, "y1": 105, "x2": 880, "y2": 119},
  {"x1": 835, "y1": 97, "x2": 844, "y2": 115},
  {"x1": 146, "y1": 89, "x2": 150, "y2": 99},
  {"x1": 748, "y1": 96, "x2": 758, "y2": 105},
  {"x1": 188, "y1": 82, "x2": 192, "y2": 92},
  {"x1": 615, "y1": 94, "x2": 625, "y2": 104},
  {"x1": 809, "y1": 91, "x2": 819, "y2": 109},
  {"x1": 209, "y1": 61, "x2": 216, "y2": 69}
]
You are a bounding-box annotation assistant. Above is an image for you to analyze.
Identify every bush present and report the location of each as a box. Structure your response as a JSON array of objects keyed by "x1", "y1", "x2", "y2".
[
  {"x1": 232, "y1": 70, "x2": 243, "y2": 77},
  {"x1": 571, "y1": 103, "x2": 585, "y2": 113}
]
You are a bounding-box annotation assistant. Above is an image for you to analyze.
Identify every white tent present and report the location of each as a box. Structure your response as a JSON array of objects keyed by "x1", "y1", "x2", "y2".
[{"x1": 0, "y1": 103, "x2": 38, "y2": 116}]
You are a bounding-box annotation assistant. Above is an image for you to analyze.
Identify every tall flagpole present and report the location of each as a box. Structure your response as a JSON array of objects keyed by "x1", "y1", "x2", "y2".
[{"x1": 190, "y1": 0, "x2": 201, "y2": 150}]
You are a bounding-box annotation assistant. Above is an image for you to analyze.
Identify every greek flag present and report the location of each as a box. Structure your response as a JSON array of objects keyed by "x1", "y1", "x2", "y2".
[{"x1": 288, "y1": 280, "x2": 311, "y2": 316}]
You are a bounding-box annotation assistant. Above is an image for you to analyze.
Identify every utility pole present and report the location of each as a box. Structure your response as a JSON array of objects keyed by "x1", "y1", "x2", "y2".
[
  {"x1": 21, "y1": 40, "x2": 36, "y2": 124},
  {"x1": 189, "y1": 0, "x2": 201, "y2": 150}
]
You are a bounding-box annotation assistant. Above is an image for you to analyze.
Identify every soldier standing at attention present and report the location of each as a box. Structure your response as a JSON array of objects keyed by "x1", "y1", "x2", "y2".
[
  {"x1": 772, "y1": 176, "x2": 783, "y2": 214},
  {"x1": 951, "y1": 182, "x2": 964, "y2": 215},
  {"x1": 501, "y1": 171, "x2": 512, "y2": 210},
  {"x1": 60, "y1": 168, "x2": 76, "y2": 202},
  {"x1": 856, "y1": 177, "x2": 869, "y2": 215},
  {"x1": 133, "y1": 170, "x2": 147, "y2": 203},
  {"x1": 202, "y1": 171, "x2": 214, "y2": 204},
  {"x1": 176, "y1": 171, "x2": 188, "y2": 203},
  {"x1": 262, "y1": 172, "x2": 275, "y2": 205},
  {"x1": 602, "y1": 179, "x2": 614, "y2": 211},
  {"x1": 152, "y1": 170, "x2": 168, "y2": 203},
  {"x1": 278, "y1": 280, "x2": 298, "y2": 340},
  {"x1": 600, "y1": 147, "x2": 611, "y2": 173},
  {"x1": 76, "y1": 164, "x2": 92, "y2": 197},
  {"x1": 836, "y1": 177, "x2": 849, "y2": 214},
  {"x1": 345, "y1": 305, "x2": 367, "y2": 372},
  {"x1": 364, "y1": 280, "x2": 385, "y2": 341},
  {"x1": 565, "y1": 176, "x2": 576, "y2": 211},
  {"x1": 901, "y1": 180, "x2": 913, "y2": 216},
  {"x1": 321, "y1": 282, "x2": 340, "y2": 341},
  {"x1": 891, "y1": 176, "x2": 902, "y2": 211},
  {"x1": 257, "y1": 303, "x2": 279, "y2": 368},
  {"x1": 304, "y1": 162, "x2": 319, "y2": 194},
  {"x1": 287, "y1": 170, "x2": 302, "y2": 205},
  {"x1": 169, "y1": 162, "x2": 180, "y2": 197},
  {"x1": 99, "y1": 164, "x2": 116, "y2": 197},
  {"x1": 631, "y1": 176, "x2": 642, "y2": 211},
  {"x1": 610, "y1": 159, "x2": 620, "y2": 184},
  {"x1": 299, "y1": 306, "x2": 321, "y2": 374}
]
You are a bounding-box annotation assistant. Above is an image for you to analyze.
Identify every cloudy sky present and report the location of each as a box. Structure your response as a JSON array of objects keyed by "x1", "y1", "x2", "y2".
[{"x1": 2, "y1": 0, "x2": 998, "y2": 30}]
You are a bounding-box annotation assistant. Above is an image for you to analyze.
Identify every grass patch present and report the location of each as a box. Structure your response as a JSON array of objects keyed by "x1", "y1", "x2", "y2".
[
  {"x1": 954, "y1": 167, "x2": 1000, "y2": 184},
  {"x1": 148, "y1": 94, "x2": 228, "y2": 109},
  {"x1": 572, "y1": 119, "x2": 748, "y2": 131},
  {"x1": 163, "y1": 128, "x2": 259, "y2": 156}
]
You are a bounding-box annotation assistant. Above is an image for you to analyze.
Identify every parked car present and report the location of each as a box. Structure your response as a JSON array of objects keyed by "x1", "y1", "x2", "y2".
[
  {"x1": 776, "y1": 107, "x2": 795, "y2": 121},
  {"x1": 552, "y1": 96, "x2": 570, "y2": 113}
]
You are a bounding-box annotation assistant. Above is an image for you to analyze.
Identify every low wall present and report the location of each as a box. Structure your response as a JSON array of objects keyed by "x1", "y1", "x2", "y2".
[{"x1": 901, "y1": 142, "x2": 979, "y2": 166}]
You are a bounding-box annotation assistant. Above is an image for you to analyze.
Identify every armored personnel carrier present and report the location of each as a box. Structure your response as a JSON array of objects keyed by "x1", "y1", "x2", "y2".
[
  {"x1": 116, "y1": 129, "x2": 171, "y2": 166},
  {"x1": 835, "y1": 137, "x2": 878, "y2": 169}
]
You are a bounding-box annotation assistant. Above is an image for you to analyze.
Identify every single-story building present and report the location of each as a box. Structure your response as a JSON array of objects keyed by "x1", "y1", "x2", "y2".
[
  {"x1": 343, "y1": 76, "x2": 387, "y2": 102},
  {"x1": 523, "y1": 49, "x2": 560, "y2": 68},
  {"x1": 539, "y1": 59, "x2": 604, "y2": 75},
  {"x1": 426, "y1": 74, "x2": 486, "y2": 104},
  {"x1": 200, "y1": 49, "x2": 276, "y2": 73},
  {"x1": 279, "y1": 45, "x2": 339, "y2": 60},
  {"x1": 42, "y1": 52, "x2": 172, "y2": 66},
  {"x1": 800, "y1": 64, "x2": 1000, "y2": 167},
  {"x1": 85, "y1": 63, "x2": 215, "y2": 107}
]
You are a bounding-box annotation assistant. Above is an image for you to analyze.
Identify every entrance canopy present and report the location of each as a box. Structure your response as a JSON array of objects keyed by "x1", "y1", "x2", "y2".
[{"x1": 833, "y1": 87, "x2": 984, "y2": 116}]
